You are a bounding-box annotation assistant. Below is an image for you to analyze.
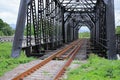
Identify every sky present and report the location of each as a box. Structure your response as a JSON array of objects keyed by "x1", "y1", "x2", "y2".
[
  {"x1": 0, "y1": 0, "x2": 120, "y2": 27},
  {"x1": 0, "y1": 0, "x2": 20, "y2": 24}
]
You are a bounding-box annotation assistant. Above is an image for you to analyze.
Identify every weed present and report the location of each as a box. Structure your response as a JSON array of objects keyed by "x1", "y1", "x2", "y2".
[
  {"x1": 0, "y1": 42, "x2": 35, "y2": 76},
  {"x1": 65, "y1": 54, "x2": 120, "y2": 80}
]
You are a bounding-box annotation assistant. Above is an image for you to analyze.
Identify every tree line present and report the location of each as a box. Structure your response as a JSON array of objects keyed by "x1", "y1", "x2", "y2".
[
  {"x1": 0, "y1": 19, "x2": 14, "y2": 36},
  {"x1": 116, "y1": 26, "x2": 120, "y2": 34},
  {"x1": 79, "y1": 26, "x2": 120, "y2": 38},
  {"x1": 0, "y1": 18, "x2": 120, "y2": 36},
  {"x1": 79, "y1": 32, "x2": 90, "y2": 38}
]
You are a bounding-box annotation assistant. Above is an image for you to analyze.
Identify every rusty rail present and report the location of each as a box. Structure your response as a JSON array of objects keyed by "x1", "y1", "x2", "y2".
[
  {"x1": 62, "y1": 40, "x2": 82, "y2": 60},
  {"x1": 53, "y1": 40, "x2": 83, "y2": 80},
  {"x1": 12, "y1": 39, "x2": 80, "y2": 80},
  {"x1": 55, "y1": 39, "x2": 81, "y2": 58}
]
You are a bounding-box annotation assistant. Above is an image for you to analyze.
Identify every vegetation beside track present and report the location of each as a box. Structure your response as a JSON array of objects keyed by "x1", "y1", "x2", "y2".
[
  {"x1": 79, "y1": 32, "x2": 90, "y2": 38},
  {"x1": 0, "y1": 42, "x2": 35, "y2": 76},
  {"x1": 65, "y1": 54, "x2": 120, "y2": 80},
  {"x1": 116, "y1": 26, "x2": 120, "y2": 34}
]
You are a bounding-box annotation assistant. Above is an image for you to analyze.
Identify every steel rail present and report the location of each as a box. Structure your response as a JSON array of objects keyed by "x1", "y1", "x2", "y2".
[
  {"x1": 55, "y1": 39, "x2": 81, "y2": 59},
  {"x1": 53, "y1": 39, "x2": 84, "y2": 80},
  {"x1": 58, "y1": 44, "x2": 79, "y2": 60},
  {"x1": 63, "y1": 45, "x2": 79, "y2": 59},
  {"x1": 12, "y1": 39, "x2": 80, "y2": 80}
]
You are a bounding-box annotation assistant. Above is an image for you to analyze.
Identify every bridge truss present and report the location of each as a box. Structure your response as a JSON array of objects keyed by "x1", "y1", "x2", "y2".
[{"x1": 11, "y1": 0, "x2": 117, "y2": 59}]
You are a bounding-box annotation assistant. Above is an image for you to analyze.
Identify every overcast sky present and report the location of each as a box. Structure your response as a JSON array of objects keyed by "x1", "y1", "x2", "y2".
[{"x1": 0, "y1": 0, "x2": 120, "y2": 26}]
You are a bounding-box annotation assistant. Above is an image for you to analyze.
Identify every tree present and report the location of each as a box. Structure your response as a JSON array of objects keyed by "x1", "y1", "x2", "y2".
[
  {"x1": 116, "y1": 26, "x2": 120, "y2": 34},
  {"x1": 0, "y1": 31, "x2": 4, "y2": 36},
  {"x1": 0, "y1": 19, "x2": 14, "y2": 36},
  {"x1": 79, "y1": 32, "x2": 90, "y2": 38},
  {"x1": 24, "y1": 24, "x2": 34, "y2": 36}
]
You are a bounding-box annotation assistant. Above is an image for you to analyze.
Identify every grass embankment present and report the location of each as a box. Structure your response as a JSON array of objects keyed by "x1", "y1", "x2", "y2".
[
  {"x1": 0, "y1": 42, "x2": 35, "y2": 76},
  {"x1": 65, "y1": 54, "x2": 120, "y2": 80}
]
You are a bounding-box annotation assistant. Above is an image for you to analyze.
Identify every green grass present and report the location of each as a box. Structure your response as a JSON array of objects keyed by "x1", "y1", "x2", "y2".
[
  {"x1": 0, "y1": 42, "x2": 35, "y2": 76},
  {"x1": 79, "y1": 32, "x2": 90, "y2": 38},
  {"x1": 65, "y1": 54, "x2": 120, "y2": 80}
]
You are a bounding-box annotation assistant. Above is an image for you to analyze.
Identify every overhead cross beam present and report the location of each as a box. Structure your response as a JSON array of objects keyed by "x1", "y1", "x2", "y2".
[{"x1": 11, "y1": 0, "x2": 117, "y2": 60}]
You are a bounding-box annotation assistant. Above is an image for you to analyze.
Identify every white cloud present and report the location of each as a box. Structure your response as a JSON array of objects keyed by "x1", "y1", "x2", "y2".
[
  {"x1": 114, "y1": 0, "x2": 120, "y2": 10},
  {"x1": 0, "y1": 0, "x2": 20, "y2": 24},
  {"x1": 115, "y1": 10, "x2": 120, "y2": 26},
  {"x1": 79, "y1": 26, "x2": 90, "y2": 32},
  {"x1": 0, "y1": 12, "x2": 17, "y2": 24},
  {"x1": 114, "y1": 0, "x2": 120, "y2": 26}
]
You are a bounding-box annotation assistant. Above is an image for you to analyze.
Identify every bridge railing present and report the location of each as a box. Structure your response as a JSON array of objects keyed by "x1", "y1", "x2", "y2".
[
  {"x1": 0, "y1": 36, "x2": 14, "y2": 42},
  {"x1": 0, "y1": 36, "x2": 60, "y2": 49},
  {"x1": 0, "y1": 36, "x2": 32, "y2": 48}
]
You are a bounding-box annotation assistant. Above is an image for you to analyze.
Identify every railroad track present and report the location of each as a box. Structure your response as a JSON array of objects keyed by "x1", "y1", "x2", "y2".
[{"x1": 12, "y1": 39, "x2": 84, "y2": 80}]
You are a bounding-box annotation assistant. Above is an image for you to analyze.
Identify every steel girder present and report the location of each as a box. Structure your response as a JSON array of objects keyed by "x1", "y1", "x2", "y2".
[
  {"x1": 105, "y1": 0, "x2": 117, "y2": 59},
  {"x1": 116, "y1": 34, "x2": 120, "y2": 55},
  {"x1": 89, "y1": 0, "x2": 117, "y2": 59},
  {"x1": 92, "y1": 0, "x2": 107, "y2": 57},
  {"x1": 11, "y1": 0, "x2": 30, "y2": 58},
  {"x1": 11, "y1": 0, "x2": 117, "y2": 59}
]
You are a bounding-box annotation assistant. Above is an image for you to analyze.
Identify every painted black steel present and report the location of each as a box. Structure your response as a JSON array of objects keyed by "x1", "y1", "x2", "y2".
[{"x1": 11, "y1": 0, "x2": 117, "y2": 59}]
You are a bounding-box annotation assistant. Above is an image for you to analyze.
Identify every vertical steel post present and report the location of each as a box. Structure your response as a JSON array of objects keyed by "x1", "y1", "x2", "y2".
[
  {"x1": 11, "y1": 0, "x2": 29, "y2": 58},
  {"x1": 61, "y1": 8, "x2": 65, "y2": 43},
  {"x1": 105, "y1": 0, "x2": 117, "y2": 59}
]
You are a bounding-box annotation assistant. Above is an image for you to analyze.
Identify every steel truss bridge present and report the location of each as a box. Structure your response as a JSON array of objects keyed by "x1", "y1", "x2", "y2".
[{"x1": 11, "y1": 0, "x2": 118, "y2": 59}]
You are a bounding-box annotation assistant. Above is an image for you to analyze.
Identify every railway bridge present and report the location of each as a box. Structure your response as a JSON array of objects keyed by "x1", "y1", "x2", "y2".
[{"x1": 11, "y1": 0, "x2": 118, "y2": 60}]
